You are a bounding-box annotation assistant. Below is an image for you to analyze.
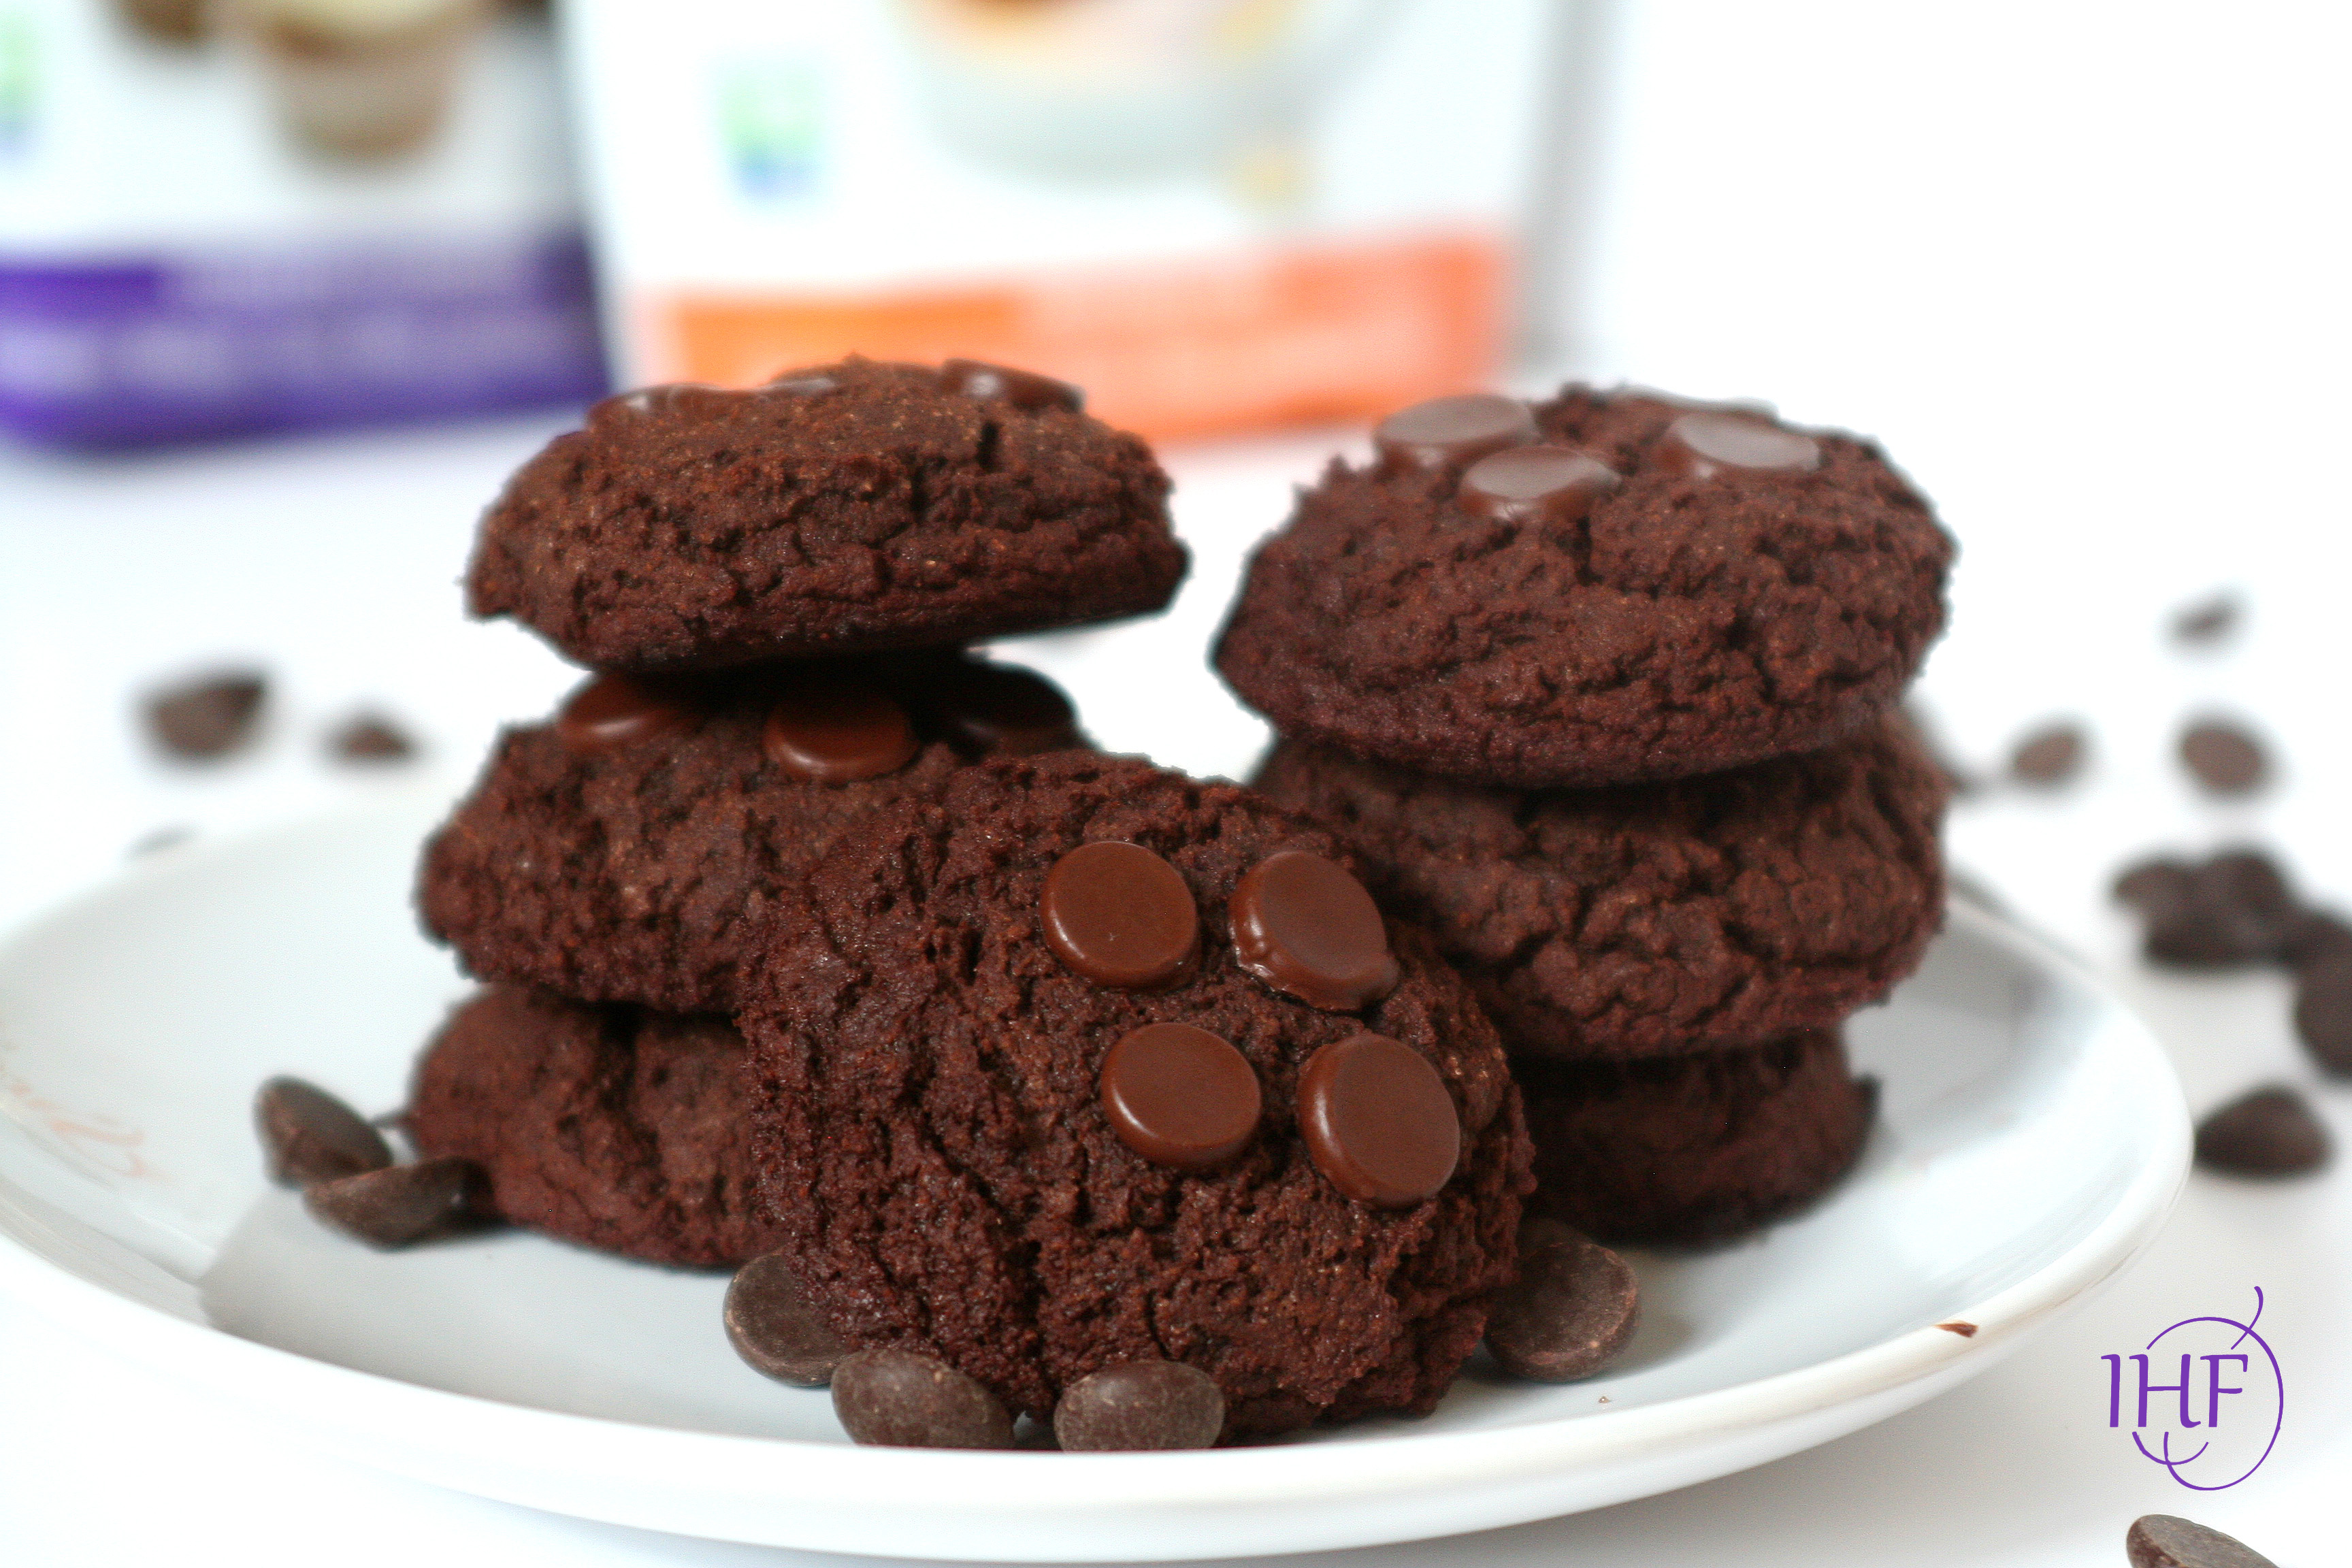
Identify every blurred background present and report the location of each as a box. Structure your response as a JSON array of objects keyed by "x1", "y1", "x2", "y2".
[{"x1": 3, "y1": 3, "x2": 2350, "y2": 1564}]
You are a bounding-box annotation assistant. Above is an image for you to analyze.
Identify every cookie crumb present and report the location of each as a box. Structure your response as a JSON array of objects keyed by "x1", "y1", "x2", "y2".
[{"x1": 1935, "y1": 1320, "x2": 1978, "y2": 1337}]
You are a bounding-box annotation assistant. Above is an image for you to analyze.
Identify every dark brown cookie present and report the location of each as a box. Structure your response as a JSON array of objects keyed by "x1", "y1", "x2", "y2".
[
  {"x1": 467, "y1": 358, "x2": 1186, "y2": 672},
  {"x1": 406, "y1": 986, "x2": 783, "y2": 1268},
  {"x1": 1214, "y1": 387, "x2": 1953, "y2": 787},
  {"x1": 735, "y1": 753, "x2": 1533, "y2": 1437},
  {"x1": 416, "y1": 656, "x2": 1079, "y2": 1013},
  {"x1": 1252, "y1": 713, "x2": 1946, "y2": 1060},
  {"x1": 1517, "y1": 1028, "x2": 1876, "y2": 1245}
]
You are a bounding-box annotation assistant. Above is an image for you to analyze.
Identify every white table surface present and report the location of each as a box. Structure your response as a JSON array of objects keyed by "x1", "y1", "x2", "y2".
[{"x1": 5, "y1": 1, "x2": 2349, "y2": 1563}]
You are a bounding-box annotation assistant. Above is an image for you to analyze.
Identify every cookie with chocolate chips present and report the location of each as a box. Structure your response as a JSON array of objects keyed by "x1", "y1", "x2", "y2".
[
  {"x1": 1214, "y1": 387, "x2": 1954, "y2": 786},
  {"x1": 468, "y1": 357, "x2": 1187, "y2": 672},
  {"x1": 1253, "y1": 712, "x2": 1947, "y2": 1060},
  {"x1": 734, "y1": 752, "x2": 1532, "y2": 1438}
]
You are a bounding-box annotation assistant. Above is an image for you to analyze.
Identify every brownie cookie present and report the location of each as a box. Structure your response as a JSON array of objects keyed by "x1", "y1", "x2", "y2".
[
  {"x1": 734, "y1": 753, "x2": 1533, "y2": 1437},
  {"x1": 1518, "y1": 1029, "x2": 1876, "y2": 1245},
  {"x1": 1253, "y1": 713, "x2": 1946, "y2": 1060},
  {"x1": 406, "y1": 986, "x2": 783, "y2": 1268},
  {"x1": 468, "y1": 358, "x2": 1187, "y2": 672},
  {"x1": 418, "y1": 655, "x2": 1079, "y2": 1013},
  {"x1": 1214, "y1": 387, "x2": 1953, "y2": 786}
]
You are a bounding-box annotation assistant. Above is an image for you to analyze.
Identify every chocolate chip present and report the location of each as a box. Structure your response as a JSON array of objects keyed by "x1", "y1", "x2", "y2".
[
  {"x1": 1296, "y1": 1032, "x2": 1460, "y2": 1208},
  {"x1": 555, "y1": 673, "x2": 698, "y2": 754},
  {"x1": 1099, "y1": 1024, "x2": 1260, "y2": 1171},
  {"x1": 2171, "y1": 594, "x2": 2242, "y2": 646},
  {"x1": 763, "y1": 372, "x2": 839, "y2": 397},
  {"x1": 1041, "y1": 841, "x2": 1199, "y2": 990},
  {"x1": 1230, "y1": 851, "x2": 1398, "y2": 1011},
  {"x1": 1458, "y1": 445, "x2": 1621, "y2": 527},
  {"x1": 1373, "y1": 393, "x2": 1538, "y2": 474},
  {"x1": 256, "y1": 1077, "x2": 393, "y2": 1186},
  {"x1": 2112, "y1": 850, "x2": 2300, "y2": 967},
  {"x1": 2179, "y1": 719, "x2": 2269, "y2": 796},
  {"x1": 921, "y1": 660, "x2": 1083, "y2": 757},
  {"x1": 2293, "y1": 953, "x2": 2352, "y2": 1075},
  {"x1": 1053, "y1": 1360, "x2": 1226, "y2": 1451},
  {"x1": 1485, "y1": 1222, "x2": 1639, "y2": 1382},
  {"x1": 2282, "y1": 909, "x2": 2352, "y2": 970},
  {"x1": 831, "y1": 1348, "x2": 1016, "y2": 1448},
  {"x1": 304, "y1": 1156, "x2": 480, "y2": 1247},
  {"x1": 1654, "y1": 410, "x2": 1821, "y2": 479},
  {"x1": 762, "y1": 681, "x2": 918, "y2": 782},
  {"x1": 327, "y1": 711, "x2": 416, "y2": 764},
  {"x1": 2195, "y1": 1087, "x2": 2331, "y2": 1177},
  {"x1": 725, "y1": 1252, "x2": 849, "y2": 1386},
  {"x1": 2127, "y1": 1514, "x2": 2279, "y2": 1568},
  {"x1": 146, "y1": 670, "x2": 266, "y2": 760},
  {"x1": 2009, "y1": 721, "x2": 2086, "y2": 785},
  {"x1": 939, "y1": 359, "x2": 1082, "y2": 412}
]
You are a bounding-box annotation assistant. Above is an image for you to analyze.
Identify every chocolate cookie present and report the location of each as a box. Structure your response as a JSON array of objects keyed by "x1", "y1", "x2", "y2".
[
  {"x1": 1518, "y1": 1029, "x2": 1876, "y2": 1245},
  {"x1": 418, "y1": 655, "x2": 1079, "y2": 1013},
  {"x1": 468, "y1": 358, "x2": 1187, "y2": 672},
  {"x1": 1253, "y1": 713, "x2": 1946, "y2": 1060},
  {"x1": 406, "y1": 986, "x2": 783, "y2": 1268},
  {"x1": 1214, "y1": 387, "x2": 1953, "y2": 786},
  {"x1": 735, "y1": 753, "x2": 1533, "y2": 1437}
]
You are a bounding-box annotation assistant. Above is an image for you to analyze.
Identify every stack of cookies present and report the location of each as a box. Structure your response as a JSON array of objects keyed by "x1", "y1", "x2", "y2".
[{"x1": 1218, "y1": 387, "x2": 1957, "y2": 1244}]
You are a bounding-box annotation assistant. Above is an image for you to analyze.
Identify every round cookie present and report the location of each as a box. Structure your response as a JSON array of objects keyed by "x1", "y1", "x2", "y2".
[
  {"x1": 734, "y1": 752, "x2": 1533, "y2": 1437},
  {"x1": 1252, "y1": 713, "x2": 1946, "y2": 1060},
  {"x1": 417, "y1": 655, "x2": 1080, "y2": 1014},
  {"x1": 1214, "y1": 386, "x2": 1954, "y2": 786},
  {"x1": 468, "y1": 357, "x2": 1187, "y2": 672},
  {"x1": 1516, "y1": 1029, "x2": 1876, "y2": 1245},
  {"x1": 406, "y1": 986, "x2": 783, "y2": 1268}
]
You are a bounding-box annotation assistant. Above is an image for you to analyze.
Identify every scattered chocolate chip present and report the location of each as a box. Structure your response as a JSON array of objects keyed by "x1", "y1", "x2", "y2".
[
  {"x1": 1041, "y1": 841, "x2": 1199, "y2": 990},
  {"x1": 725, "y1": 1252, "x2": 849, "y2": 1386},
  {"x1": 1484, "y1": 1224, "x2": 1639, "y2": 1382},
  {"x1": 1936, "y1": 1321, "x2": 1979, "y2": 1337},
  {"x1": 920, "y1": 661, "x2": 1083, "y2": 757},
  {"x1": 2170, "y1": 594, "x2": 2242, "y2": 647},
  {"x1": 327, "y1": 710, "x2": 416, "y2": 764},
  {"x1": 762, "y1": 681, "x2": 918, "y2": 782},
  {"x1": 2282, "y1": 910, "x2": 2352, "y2": 970},
  {"x1": 1053, "y1": 1360, "x2": 1226, "y2": 1451},
  {"x1": 2009, "y1": 721, "x2": 2086, "y2": 785},
  {"x1": 1654, "y1": 410, "x2": 1820, "y2": 479},
  {"x1": 2293, "y1": 953, "x2": 2352, "y2": 1075},
  {"x1": 2127, "y1": 1513, "x2": 2278, "y2": 1568},
  {"x1": 831, "y1": 1349, "x2": 1017, "y2": 1449},
  {"x1": 2195, "y1": 1087, "x2": 2331, "y2": 1177},
  {"x1": 1296, "y1": 1032, "x2": 1460, "y2": 1208},
  {"x1": 146, "y1": 669, "x2": 266, "y2": 760},
  {"x1": 1457, "y1": 445, "x2": 1621, "y2": 527},
  {"x1": 939, "y1": 359, "x2": 1082, "y2": 412},
  {"x1": 2179, "y1": 719, "x2": 2269, "y2": 796},
  {"x1": 1230, "y1": 851, "x2": 1399, "y2": 1011},
  {"x1": 255, "y1": 1077, "x2": 393, "y2": 1186},
  {"x1": 2112, "y1": 850, "x2": 2300, "y2": 967},
  {"x1": 555, "y1": 673, "x2": 698, "y2": 754},
  {"x1": 1373, "y1": 393, "x2": 1537, "y2": 474},
  {"x1": 1099, "y1": 1024, "x2": 1260, "y2": 1171},
  {"x1": 303, "y1": 1156, "x2": 480, "y2": 1247}
]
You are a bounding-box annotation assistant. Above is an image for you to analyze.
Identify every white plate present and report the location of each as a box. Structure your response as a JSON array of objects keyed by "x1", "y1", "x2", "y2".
[{"x1": 0, "y1": 789, "x2": 2186, "y2": 1563}]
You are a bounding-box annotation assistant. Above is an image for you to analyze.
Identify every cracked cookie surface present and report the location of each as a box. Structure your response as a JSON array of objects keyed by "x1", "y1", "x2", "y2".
[
  {"x1": 469, "y1": 358, "x2": 1187, "y2": 671},
  {"x1": 1252, "y1": 714, "x2": 1947, "y2": 1060},
  {"x1": 1213, "y1": 386, "x2": 1953, "y2": 786}
]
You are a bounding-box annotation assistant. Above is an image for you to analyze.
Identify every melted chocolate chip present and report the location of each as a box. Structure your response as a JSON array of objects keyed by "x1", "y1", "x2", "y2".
[
  {"x1": 146, "y1": 670, "x2": 267, "y2": 760},
  {"x1": 831, "y1": 1348, "x2": 1017, "y2": 1449},
  {"x1": 761, "y1": 681, "x2": 918, "y2": 782},
  {"x1": 762, "y1": 372, "x2": 839, "y2": 397},
  {"x1": 2127, "y1": 1514, "x2": 2280, "y2": 1568},
  {"x1": 924, "y1": 661, "x2": 1083, "y2": 757},
  {"x1": 2195, "y1": 1086, "x2": 2332, "y2": 1177},
  {"x1": 1373, "y1": 393, "x2": 1538, "y2": 474},
  {"x1": 1230, "y1": 851, "x2": 1398, "y2": 1011},
  {"x1": 1485, "y1": 1222, "x2": 1640, "y2": 1382},
  {"x1": 589, "y1": 382, "x2": 739, "y2": 424},
  {"x1": 1458, "y1": 445, "x2": 1621, "y2": 526},
  {"x1": 725, "y1": 1252, "x2": 849, "y2": 1386},
  {"x1": 1053, "y1": 1360, "x2": 1226, "y2": 1451},
  {"x1": 939, "y1": 358, "x2": 1082, "y2": 412},
  {"x1": 1296, "y1": 1033, "x2": 1460, "y2": 1207},
  {"x1": 1099, "y1": 1024, "x2": 1260, "y2": 1171},
  {"x1": 255, "y1": 1077, "x2": 393, "y2": 1187},
  {"x1": 304, "y1": 1156, "x2": 480, "y2": 1248},
  {"x1": 555, "y1": 673, "x2": 698, "y2": 755},
  {"x1": 1041, "y1": 841, "x2": 1200, "y2": 990},
  {"x1": 1655, "y1": 410, "x2": 1821, "y2": 479}
]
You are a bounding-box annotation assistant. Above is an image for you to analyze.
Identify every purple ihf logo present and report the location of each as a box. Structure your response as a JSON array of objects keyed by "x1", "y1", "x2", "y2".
[{"x1": 2102, "y1": 1288, "x2": 2283, "y2": 1490}]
